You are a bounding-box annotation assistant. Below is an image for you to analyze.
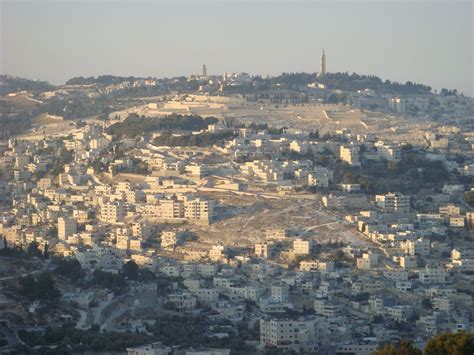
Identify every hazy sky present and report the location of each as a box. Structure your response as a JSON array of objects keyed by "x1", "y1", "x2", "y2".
[{"x1": 1, "y1": 0, "x2": 473, "y2": 96}]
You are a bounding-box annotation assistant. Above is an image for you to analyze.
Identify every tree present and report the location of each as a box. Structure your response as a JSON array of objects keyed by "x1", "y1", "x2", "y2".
[
  {"x1": 156, "y1": 277, "x2": 173, "y2": 296},
  {"x1": 326, "y1": 92, "x2": 347, "y2": 104},
  {"x1": 421, "y1": 298, "x2": 433, "y2": 310},
  {"x1": 89, "y1": 270, "x2": 127, "y2": 294},
  {"x1": 0, "y1": 241, "x2": 26, "y2": 258},
  {"x1": 122, "y1": 260, "x2": 156, "y2": 281},
  {"x1": 19, "y1": 272, "x2": 60, "y2": 302},
  {"x1": 43, "y1": 243, "x2": 49, "y2": 259},
  {"x1": 374, "y1": 344, "x2": 401, "y2": 355},
  {"x1": 372, "y1": 341, "x2": 422, "y2": 355},
  {"x1": 353, "y1": 292, "x2": 370, "y2": 302},
  {"x1": 309, "y1": 130, "x2": 320, "y2": 140},
  {"x1": 51, "y1": 148, "x2": 74, "y2": 175},
  {"x1": 26, "y1": 241, "x2": 42, "y2": 258},
  {"x1": 373, "y1": 315, "x2": 384, "y2": 324},
  {"x1": 424, "y1": 332, "x2": 474, "y2": 355},
  {"x1": 122, "y1": 261, "x2": 140, "y2": 280},
  {"x1": 54, "y1": 258, "x2": 84, "y2": 283},
  {"x1": 330, "y1": 250, "x2": 348, "y2": 262},
  {"x1": 463, "y1": 191, "x2": 474, "y2": 207},
  {"x1": 139, "y1": 268, "x2": 156, "y2": 282},
  {"x1": 388, "y1": 161, "x2": 399, "y2": 171},
  {"x1": 440, "y1": 88, "x2": 457, "y2": 96},
  {"x1": 397, "y1": 341, "x2": 422, "y2": 355}
]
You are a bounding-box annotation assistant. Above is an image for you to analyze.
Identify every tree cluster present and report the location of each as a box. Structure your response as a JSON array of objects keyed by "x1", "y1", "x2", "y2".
[
  {"x1": 51, "y1": 147, "x2": 74, "y2": 176},
  {"x1": 0, "y1": 240, "x2": 48, "y2": 259},
  {"x1": 36, "y1": 96, "x2": 113, "y2": 120},
  {"x1": 337, "y1": 149, "x2": 462, "y2": 195},
  {"x1": 89, "y1": 269, "x2": 128, "y2": 294},
  {"x1": 153, "y1": 131, "x2": 235, "y2": 147},
  {"x1": 0, "y1": 112, "x2": 33, "y2": 138},
  {"x1": 66, "y1": 75, "x2": 141, "y2": 86},
  {"x1": 107, "y1": 114, "x2": 218, "y2": 138},
  {"x1": 122, "y1": 260, "x2": 156, "y2": 281},
  {"x1": 18, "y1": 324, "x2": 160, "y2": 353},
  {"x1": 54, "y1": 258, "x2": 85, "y2": 283},
  {"x1": 317, "y1": 72, "x2": 432, "y2": 94},
  {"x1": 463, "y1": 191, "x2": 474, "y2": 207},
  {"x1": 19, "y1": 272, "x2": 60, "y2": 302},
  {"x1": 0, "y1": 75, "x2": 53, "y2": 95},
  {"x1": 372, "y1": 332, "x2": 474, "y2": 355},
  {"x1": 17, "y1": 314, "x2": 253, "y2": 353},
  {"x1": 88, "y1": 261, "x2": 156, "y2": 293}
]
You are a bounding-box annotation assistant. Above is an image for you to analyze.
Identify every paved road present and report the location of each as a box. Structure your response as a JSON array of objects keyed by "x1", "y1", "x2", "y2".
[
  {"x1": 303, "y1": 221, "x2": 339, "y2": 231},
  {"x1": 75, "y1": 309, "x2": 88, "y2": 330},
  {"x1": 93, "y1": 298, "x2": 114, "y2": 325},
  {"x1": 0, "y1": 323, "x2": 21, "y2": 348},
  {"x1": 0, "y1": 269, "x2": 42, "y2": 282},
  {"x1": 100, "y1": 302, "x2": 129, "y2": 331}
]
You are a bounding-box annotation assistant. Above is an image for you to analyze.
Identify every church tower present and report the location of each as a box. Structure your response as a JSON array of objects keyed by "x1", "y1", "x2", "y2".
[{"x1": 320, "y1": 49, "x2": 326, "y2": 76}]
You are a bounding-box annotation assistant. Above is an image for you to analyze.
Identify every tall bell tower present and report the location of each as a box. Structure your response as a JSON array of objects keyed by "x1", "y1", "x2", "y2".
[{"x1": 320, "y1": 49, "x2": 326, "y2": 76}]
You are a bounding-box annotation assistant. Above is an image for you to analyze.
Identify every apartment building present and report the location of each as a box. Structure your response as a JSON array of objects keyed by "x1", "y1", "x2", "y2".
[
  {"x1": 260, "y1": 317, "x2": 318, "y2": 353},
  {"x1": 132, "y1": 221, "x2": 152, "y2": 239},
  {"x1": 299, "y1": 260, "x2": 334, "y2": 272},
  {"x1": 265, "y1": 228, "x2": 288, "y2": 240},
  {"x1": 127, "y1": 342, "x2": 172, "y2": 355},
  {"x1": 400, "y1": 256, "x2": 417, "y2": 269},
  {"x1": 322, "y1": 194, "x2": 346, "y2": 209},
  {"x1": 340, "y1": 145, "x2": 360, "y2": 166},
  {"x1": 58, "y1": 217, "x2": 77, "y2": 241},
  {"x1": 439, "y1": 204, "x2": 461, "y2": 215},
  {"x1": 418, "y1": 266, "x2": 448, "y2": 284},
  {"x1": 37, "y1": 178, "x2": 53, "y2": 190},
  {"x1": 270, "y1": 283, "x2": 289, "y2": 302},
  {"x1": 184, "y1": 197, "x2": 214, "y2": 224},
  {"x1": 158, "y1": 199, "x2": 185, "y2": 219},
  {"x1": 314, "y1": 298, "x2": 339, "y2": 317},
  {"x1": 100, "y1": 201, "x2": 126, "y2": 223},
  {"x1": 375, "y1": 141, "x2": 401, "y2": 162},
  {"x1": 404, "y1": 238, "x2": 431, "y2": 257},
  {"x1": 166, "y1": 292, "x2": 197, "y2": 311},
  {"x1": 209, "y1": 245, "x2": 228, "y2": 262},
  {"x1": 184, "y1": 164, "x2": 207, "y2": 178},
  {"x1": 449, "y1": 215, "x2": 465, "y2": 228},
  {"x1": 255, "y1": 241, "x2": 272, "y2": 259},
  {"x1": 375, "y1": 192, "x2": 410, "y2": 214},
  {"x1": 116, "y1": 226, "x2": 132, "y2": 250},
  {"x1": 357, "y1": 252, "x2": 379, "y2": 270},
  {"x1": 308, "y1": 172, "x2": 329, "y2": 187},
  {"x1": 72, "y1": 209, "x2": 89, "y2": 224},
  {"x1": 293, "y1": 238, "x2": 313, "y2": 255},
  {"x1": 385, "y1": 305, "x2": 413, "y2": 322},
  {"x1": 241, "y1": 160, "x2": 284, "y2": 182},
  {"x1": 152, "y1": 196, "x2": 214, "y2": 224},
  {"x1": 388, "y1": 97, "x2": 406, "y2": 113},
  {"x1": 161, "y1": 231, "x2": 180, "y2": 250}
]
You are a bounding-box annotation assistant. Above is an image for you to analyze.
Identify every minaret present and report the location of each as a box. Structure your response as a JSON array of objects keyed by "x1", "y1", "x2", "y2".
[{"x1": 320, "y1": 49, "x2": 326, "y2": 76}]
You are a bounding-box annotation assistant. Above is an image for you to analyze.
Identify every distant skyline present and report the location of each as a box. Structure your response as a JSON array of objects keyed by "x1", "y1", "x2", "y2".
[{"x1": 1, "y1": 0, "x2": 472, "y2": 96}]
